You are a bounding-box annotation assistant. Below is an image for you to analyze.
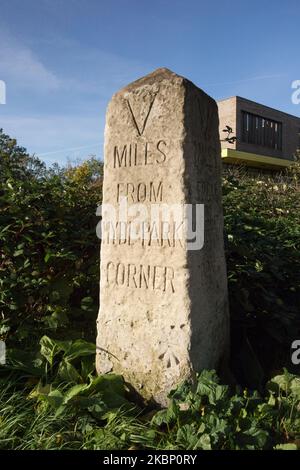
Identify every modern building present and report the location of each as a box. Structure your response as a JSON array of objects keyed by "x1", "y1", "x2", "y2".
[{"x1": 218, "y1": 96, "x2": 300, "y2": 169}]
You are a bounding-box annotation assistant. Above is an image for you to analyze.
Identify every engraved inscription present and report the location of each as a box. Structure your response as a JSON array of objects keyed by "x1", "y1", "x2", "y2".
[
  {"x1": 197, "y1": 97, "x2": 214, "y2": 140},
  {"x1": 113, "y1": 140, "x2": 167, "y2": 168},
  {"x1": 117, "y1": 181, "x2": 163, "y2": 203},
  {"x1": 191, "y1": 141, "x2": 218, "y2": 171},
  {"x1": 159, "y1": 348, "x2": 180, "y2": 368},
  {"x1": 103, "y1": 261, "x2": 175, "y2": 293},
  {"x1": 125, "y1": 92, "x2": 157, "y2": 136},
  {"x1": 197, "y1": 181, "x2": 219, "y2": 201},
  {"x1": 102, "y1": 220, "x2": 184, "y2": 248}
]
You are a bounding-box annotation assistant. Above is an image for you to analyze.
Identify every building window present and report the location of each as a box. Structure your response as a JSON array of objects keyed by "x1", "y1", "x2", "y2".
[{"x1": 241, "y1": 111, "x2": 282, "y2": 150}]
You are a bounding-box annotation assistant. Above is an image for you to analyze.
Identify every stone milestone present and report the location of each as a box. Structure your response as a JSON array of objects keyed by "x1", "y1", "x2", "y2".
[{"x1": 96, "y1": 68, "x2": 229, "y2": 404}]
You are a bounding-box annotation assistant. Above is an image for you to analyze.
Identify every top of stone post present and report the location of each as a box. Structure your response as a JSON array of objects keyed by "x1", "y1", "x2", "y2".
[
  {"x1": 113, "y1": 67, "x2": 217, "y2": 113},
  {"x1": 115, "y1": 67, "x2": 185, "y2": 95}
]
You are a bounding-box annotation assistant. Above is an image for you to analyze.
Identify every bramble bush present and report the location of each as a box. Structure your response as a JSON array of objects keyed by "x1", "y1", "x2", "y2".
[
  {"x1": 223, "y1": 164, "x2": 300, "y2": 387},
  {"x1": 0, "y1": 129, "x2": 102, "y2": 347}
]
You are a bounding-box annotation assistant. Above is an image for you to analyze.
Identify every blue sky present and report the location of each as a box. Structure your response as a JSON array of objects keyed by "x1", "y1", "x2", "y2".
[{"x1": 0, "y1": 0, "x2": 299, "y2": 165}]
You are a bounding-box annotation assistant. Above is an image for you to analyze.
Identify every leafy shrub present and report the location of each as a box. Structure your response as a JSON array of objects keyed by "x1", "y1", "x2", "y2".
[
  {"x1": 223, "y1": 165, "x2": 300, "y2": 387},
  {"x1": 145, "y1": 369, "x2": 300, "y2": 450},
  {"x1": 0, "y1": 129, "x2": 103, "y2": 348}
]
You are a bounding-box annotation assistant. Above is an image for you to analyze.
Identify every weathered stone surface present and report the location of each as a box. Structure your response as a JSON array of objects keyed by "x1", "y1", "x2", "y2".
[{"x1": 96, "y1": 68, "x2": 229, "y2": 404}]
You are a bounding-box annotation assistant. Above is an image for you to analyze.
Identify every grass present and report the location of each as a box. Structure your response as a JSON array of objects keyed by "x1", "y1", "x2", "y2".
[
  {"x1": 1, "y1": 350, "x2": 299, "y2": 450},
  {"x1": 0, "y1": 376, "x2": 148, "y2": 450},
  {"x1": 0, "y1": 377, "x2": 81, "y2": 449}
]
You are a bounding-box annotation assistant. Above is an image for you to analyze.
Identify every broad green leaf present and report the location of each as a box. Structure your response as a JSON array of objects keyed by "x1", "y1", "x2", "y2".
[
  {"x1": 45, "y1": 389, "x2": 65, "y2": 409},
  {"x1": 274, "y1": 443, "x2": 298, "y2": 450},
  {"x1": 197, "y1": 433, "x2": 211, "y2": 450},
  {"x1": 64, "y1": 383, "x2": 90, "y2": 402},
  {"x1": 40, "y1": 335, "x2": 68, "y2": 366},
  {"x1": 64, "y1": 339, "x2": 95, "y2": 362},
  {"x1": 58, "y1": 359, "x2": 82, "y2": 384}
]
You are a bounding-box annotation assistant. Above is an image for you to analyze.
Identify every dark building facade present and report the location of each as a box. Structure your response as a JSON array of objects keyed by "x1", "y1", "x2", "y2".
[{"x1": 218, "y1": 96, "x2": 300, "y2": 169}]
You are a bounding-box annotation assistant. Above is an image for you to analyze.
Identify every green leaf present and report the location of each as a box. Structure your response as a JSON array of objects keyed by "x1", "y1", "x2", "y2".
[
  {"x1": 0, "y1": 224, "x2": 12, "y2": 238},
  {"x1": 151, "y1": 400, "x2": 179, "y2": 426},
  {"x1": 274, "y1": 443, "x2": 298, "y2": 450},
  {"x1": 176, "y1": 424, "x2": 199, "y2": 449},
  {"x1": 13, "y1": 249, "x2": 24, "y2": 257},
  {"x1": 196, "y1": 370, "x2": 228, "y2": 405},
  {"x1": 197, "y1": 433, "x2": 211, "y2": 450},
  {"x1": 245, "y1": 427, "x2": 269, "y2": 448},
  {"x1": 64, "y1": 383, "x2": 90, "y2": 401},
  {"x1": 151, "y1": 409, "x2": 169, "y2": 427},
  {"x1": 44, "y1": 252, "x2": 52, "y2": 263},
  {"x1": 44, "y1": 389, "x2": 64, "y2": 409},
  {"x1": 290, "y1": 377, "x2": 300, "y2": 399},
  {"x1": 81, "y1": 296, "x2": 94, "y2": 311},
  {"x1": 58, "y1": 359, "x2": 82, "y2": 384},
  {"x1": 267, "y1": 369, "x2": 295, "y2": 395},
  {"x1": 80, "y1": 356, "x2": 95, "y2": 381},
  {"x1": 89, "y1": 374, "x2": 128, "y2": 408},
  {"x1": 39, "y1": 335, "x2": 69, "y2": 366},
  {"x1": 64, "y1": 339, "x2": 95, "y2": 362}
]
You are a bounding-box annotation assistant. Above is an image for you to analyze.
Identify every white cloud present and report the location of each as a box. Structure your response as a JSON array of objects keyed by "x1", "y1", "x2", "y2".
[
  {"x1": 0, "y1": 29, "x2": 152, "y2": 163},
  {"x1": 0, "y1": 28, "x2": 151, "y2": 98},
  {"x1": 204, "y1": 74, "x2": 286, "y2": 88},
  {"x1": 0, "y1": 32, "x2": 60, "y2": 92},
  {"x1": 1, "y1": 114, "x2": 104, "y2": 164}
]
